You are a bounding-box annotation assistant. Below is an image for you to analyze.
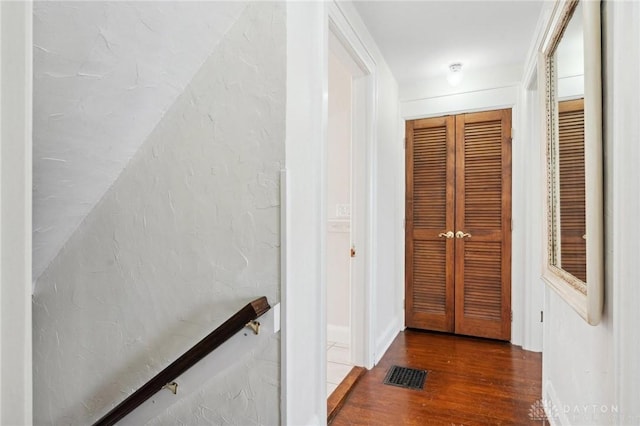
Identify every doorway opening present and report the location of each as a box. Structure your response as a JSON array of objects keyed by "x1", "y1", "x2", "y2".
[
  {"x1": 326, "y1": 44, "x2": 354, "y2": 396},
  {"x1": 325, "y1": 22, "x2": 373, "y2": 398}
]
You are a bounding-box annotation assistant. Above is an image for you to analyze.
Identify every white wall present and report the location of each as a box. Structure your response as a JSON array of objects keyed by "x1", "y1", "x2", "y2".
[
  {"x1": 0, "y1": 2, "x2": 33, "y2": 424},
  {"x1": 610, "y1": 1, "x2": 640, "y2": 421},
  {"x1": 33, "y1": 3, "x2": 284, "y2": 425},
  {"x1": 520, "y1": 74, "x2": 545, "y2": 353},
  {"x1": 540, "y1": 1, "x2": 640, "y2": 424},
  {"x1": 372, "y1": 54, "x2": 404, "y2": 361},
  {"x1": 327, "y1": 52, "x2": 352, "y2": 345},
  {"x1": 400, "y1": 63, "x2": 523, "y2": 103}
]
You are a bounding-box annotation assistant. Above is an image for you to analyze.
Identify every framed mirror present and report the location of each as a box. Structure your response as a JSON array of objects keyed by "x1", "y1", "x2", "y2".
[{"x1": 540, "y1": 0, "x2": 603, "y2": 325}]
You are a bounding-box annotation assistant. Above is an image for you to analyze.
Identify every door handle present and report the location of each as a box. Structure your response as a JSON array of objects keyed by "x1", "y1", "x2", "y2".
[
  {"x1": 455, "y1": 231, "x2": 472, "y2": 239},
  {"x1": 438, "y1": 231, "x2": 454, "y2": 239}
]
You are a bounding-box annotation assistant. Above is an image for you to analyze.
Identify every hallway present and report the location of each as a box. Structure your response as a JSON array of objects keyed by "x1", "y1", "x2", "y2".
[
  {"x1": 3, "y1": 1, "x2": 640, "y2": 424},
  {"x1": 331, "y1": 330, "x2": 543, "y2": 425}
]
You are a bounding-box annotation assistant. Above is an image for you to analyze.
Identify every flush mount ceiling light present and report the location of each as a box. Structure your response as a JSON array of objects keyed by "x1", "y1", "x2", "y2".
[{"x1": 446, "y1": 63, "x2": 464, "y2": 87}]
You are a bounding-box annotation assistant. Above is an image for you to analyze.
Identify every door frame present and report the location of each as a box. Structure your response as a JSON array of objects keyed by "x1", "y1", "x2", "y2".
[
  {"x1": 404, "y1": 110, "x2": 512, "y2": 340},
  {"x1": 326, "y1": 0, "x2": 377, "y2": 371},
  {"x1": 0, "y1": 1, "x2": 34, "y2": 423},
  {"x1": 282, "y1": 2, "x2": 377, "y2": 424},
  {"x1": 400, "y1": 90, "x2": 523, "y2": 343}
]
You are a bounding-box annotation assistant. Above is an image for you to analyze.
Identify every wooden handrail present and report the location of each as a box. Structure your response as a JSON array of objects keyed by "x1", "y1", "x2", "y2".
[{"x1": 92, "y1": 297, "x2": 271, "y2": 426}]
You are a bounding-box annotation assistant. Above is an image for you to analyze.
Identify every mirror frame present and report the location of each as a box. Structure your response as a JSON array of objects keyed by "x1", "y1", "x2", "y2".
[{"x1": 539, "y1": 0, "x2": 603, "y2": 325}]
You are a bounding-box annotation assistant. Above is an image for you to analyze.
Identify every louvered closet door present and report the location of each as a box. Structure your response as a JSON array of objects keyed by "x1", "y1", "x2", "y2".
[
  {"x1": 454, "y1": 109, "x2": 511, "y2": 340},
  {"x1": 405, "y1": 116, "x2": 455, "y2": 332},
  {"x1": 558, "y1": 99, "x2": 586, "y2": 281}
]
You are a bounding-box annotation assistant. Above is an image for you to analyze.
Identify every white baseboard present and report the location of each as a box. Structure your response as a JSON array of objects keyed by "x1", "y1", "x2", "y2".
[
  {"x1": 374, "y1": 313, "x2": 402, "y2": 364},
  {"x1": 327, "y1": 324, "x2": 350, "y2": 346},
  {"x1": 544, "y1": 380, "x2": 569, "y2": 426}
]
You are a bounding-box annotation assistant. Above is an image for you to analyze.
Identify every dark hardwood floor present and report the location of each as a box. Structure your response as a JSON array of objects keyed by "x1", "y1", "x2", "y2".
[{"x1": 331, "y1": 330, "x2": 544, "y2": 425}]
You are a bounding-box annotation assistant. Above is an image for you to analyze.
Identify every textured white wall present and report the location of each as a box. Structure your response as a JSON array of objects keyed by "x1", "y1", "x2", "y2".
[
  {"x1": 32, "y1": 1, "x2": 247, "y2": 280},
  {"x1": 32, "y1": 3, "x2": 284, "y2": 425}
]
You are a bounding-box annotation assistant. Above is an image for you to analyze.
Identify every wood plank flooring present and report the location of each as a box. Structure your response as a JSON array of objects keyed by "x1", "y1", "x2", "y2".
[{"x1": 331, "y1": 330, "x2": 544, "y2": 425}]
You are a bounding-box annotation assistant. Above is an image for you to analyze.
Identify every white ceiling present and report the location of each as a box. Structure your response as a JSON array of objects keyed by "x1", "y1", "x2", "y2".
[
  {"x1": 353, "y1": 0, "x2": 545, "y2": 85},
  {"x1": 32, "y1": 2, "x2": 247, "y2": 280}
]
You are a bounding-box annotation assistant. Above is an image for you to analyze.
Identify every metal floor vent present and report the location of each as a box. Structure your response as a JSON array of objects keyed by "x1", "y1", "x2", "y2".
[{"x1": 383, "y1": 365, "x2": 427, "y2": 390}]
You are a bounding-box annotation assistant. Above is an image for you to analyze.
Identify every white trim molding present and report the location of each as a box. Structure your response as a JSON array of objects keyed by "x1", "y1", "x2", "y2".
[
  {"x1": 401, "y1": 86, "x2": 518, "y2": 120},
  {"x1": 329, "y1": 0, "x2": 378, "y2": 371},
  {"x1": 0, "y1": 1, "x2": 33, "y2": 424},
  {"x1": 283, "y1": 2, "x2": 328, "y2": 424},
  {"x1": 283, "y1": 1, "x2": 385, "y2": 423}
]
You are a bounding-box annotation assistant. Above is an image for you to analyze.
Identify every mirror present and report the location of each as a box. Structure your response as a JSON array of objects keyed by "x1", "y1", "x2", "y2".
[{"x1": 540, "y1": 0, "x2": 603, "y2": 324}]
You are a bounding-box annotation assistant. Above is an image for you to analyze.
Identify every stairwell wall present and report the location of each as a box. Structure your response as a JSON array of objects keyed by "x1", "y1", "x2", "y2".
[{"x1": 32, "y1": 3, "x2": 285, "y2": 425}]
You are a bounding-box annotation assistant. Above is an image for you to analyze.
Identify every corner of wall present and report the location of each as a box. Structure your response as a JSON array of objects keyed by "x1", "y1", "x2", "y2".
[{"x1": 374, "y1": 312, "x2": 402, "y2": 365}]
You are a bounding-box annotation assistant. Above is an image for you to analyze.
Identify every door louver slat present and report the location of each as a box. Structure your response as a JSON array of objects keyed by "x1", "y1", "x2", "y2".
[
  {"x1": 413, "y1": 127, "x2": 447, "y2": 229},
  {"x1": 463, "y1": 120, "x2": 503, "y2": 230},
  {"x1": 463, "y1": 241, "x2": 502, "y2": 321},
  {"x1": 413, "y1": 241, "x2": 446, "y2": 314}
]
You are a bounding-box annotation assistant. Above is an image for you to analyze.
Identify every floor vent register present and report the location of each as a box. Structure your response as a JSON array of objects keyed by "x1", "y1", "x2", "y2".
[{"x1": 383, "y1": 365, "x2": 427, "y2": 390}]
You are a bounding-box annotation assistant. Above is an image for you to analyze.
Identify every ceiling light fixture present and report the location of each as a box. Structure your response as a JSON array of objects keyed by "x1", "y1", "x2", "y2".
[{"x1": 447, "y1": 63, "x2": 464, "y2": 87}]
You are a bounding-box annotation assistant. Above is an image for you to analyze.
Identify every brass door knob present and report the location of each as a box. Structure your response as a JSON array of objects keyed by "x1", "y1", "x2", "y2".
[
  {"x1": 438, "y1": 231, "x2": 454, "y2": 239},
  {"x1": 455, "y1": 231, "x2": 472, "y2": 239}
]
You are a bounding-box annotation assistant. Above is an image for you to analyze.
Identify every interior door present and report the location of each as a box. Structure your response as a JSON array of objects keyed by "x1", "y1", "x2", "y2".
[
  {"x1": 405, "y1": 116, "x2": 455, "y2": 332},
  {"x1": 405, "y1": 109, "x2": 512, "y2": 341},
  {"x1": 454, "y1": 109, "x2": 512, "y2": 340}
]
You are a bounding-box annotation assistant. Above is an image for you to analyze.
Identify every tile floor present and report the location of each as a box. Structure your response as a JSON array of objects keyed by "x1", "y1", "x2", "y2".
[{"x1": 327, "y1": 341, "x2": 352, "y2": 398}]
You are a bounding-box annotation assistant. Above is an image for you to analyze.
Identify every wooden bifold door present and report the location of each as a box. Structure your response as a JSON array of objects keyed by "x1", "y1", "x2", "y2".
[{"x1": 405, "y1": 109, "x2": 512, "y2": 341}]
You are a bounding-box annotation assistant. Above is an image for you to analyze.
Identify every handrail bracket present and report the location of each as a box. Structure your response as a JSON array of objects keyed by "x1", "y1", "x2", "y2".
[
  {"x1": 92, "y1": 296, "x2": 270, "y2": 426},
  {"x1": 163, "y1": 382, "x2": 178, "y2": 395},
  {"x1": 246, "y1": 320, "x2": 260, "y2": 335}
]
